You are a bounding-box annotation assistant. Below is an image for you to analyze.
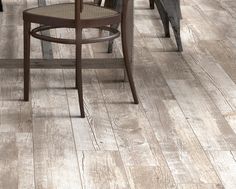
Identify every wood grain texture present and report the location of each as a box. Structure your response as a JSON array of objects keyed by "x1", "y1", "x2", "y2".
[
  {"x1": 31, "y1": 68, "x2": 83, "y2": 189},
  {"x1": 55, "y1": 28, "x2": 118, "y2": 151},
  {"x1": 77, "y1": 151, "x2": 130, "y2": 189},
  {"x1": 91, "y1": 44, "x2": 176, "y2": 187},
  {"x1": 207, "y1": 151, "x2": 236, "y2": 189},
  {"x1": 0, "y1": 133, "x2": 34, "y2": 189},
  {"x1": 2, "y1": 0, "x2": 236, "y2": 188}
]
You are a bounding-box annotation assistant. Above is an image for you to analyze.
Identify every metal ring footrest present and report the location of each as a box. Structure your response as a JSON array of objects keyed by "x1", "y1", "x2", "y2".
[{"x1": 30, "y1": 25, "x2": 120, "y2": 44}]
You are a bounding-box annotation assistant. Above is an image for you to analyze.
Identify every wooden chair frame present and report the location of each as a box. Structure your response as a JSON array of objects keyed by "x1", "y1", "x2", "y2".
[{"x1": 23, "y1": 0, "x2": 139, "y2": 118}]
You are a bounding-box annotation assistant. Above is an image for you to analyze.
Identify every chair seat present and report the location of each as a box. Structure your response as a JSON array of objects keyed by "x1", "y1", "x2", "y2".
[{"x1": 23, "y1": 3, "x2": 121, "y2": 27}]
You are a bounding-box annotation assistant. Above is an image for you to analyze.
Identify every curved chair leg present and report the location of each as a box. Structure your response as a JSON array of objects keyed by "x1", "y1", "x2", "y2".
[
  {"x1": 24, "y1": 21, "x2": 31, "y2": 101},
  {"x1": 76, "y1": 28, "x2": 85, "y2": 118},
  {"x1": 121, "y1": 20, "x2": 139, "y2": 104}
]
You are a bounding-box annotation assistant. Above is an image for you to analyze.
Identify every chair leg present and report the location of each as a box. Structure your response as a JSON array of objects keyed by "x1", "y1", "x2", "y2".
[
  {"x1": 154, "y1": 0, "x2": 170, "y2": 37},
  {"x1": 24, "y1": 21, "x2": 31, "y2": 101},
  {"x1": 121, "y1": 19, "x2": 139, "y2": 104},
  {"x1": 169, "y1": 18, "x2": 183, "y2": 51},
  {"x1": 149, "y1": 0, "x2": 155, "y2": 9},
  {"x1": 107, "y1": 24, "x2": 119, "y2": 53},
  {"x1": 0, "y1": 1, "x2": 3, "y2": 12},
  {"x1": 76, "y1": 28, "x2": 85, "y2": 118}
]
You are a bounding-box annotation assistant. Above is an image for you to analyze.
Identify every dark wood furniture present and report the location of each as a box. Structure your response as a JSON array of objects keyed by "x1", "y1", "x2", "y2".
[
  {"x1": 0, "y1": 0, "x2": 3, "y2": 12},
  {"x1": 23, "y1": 0, "x2": 139, "y2": 118},
  {"x1": 150, "y1": 0, "x2": 183, "y2": 51},
  {"x1": 94, "y1": 0, "x2": 121, "y2": 53}
]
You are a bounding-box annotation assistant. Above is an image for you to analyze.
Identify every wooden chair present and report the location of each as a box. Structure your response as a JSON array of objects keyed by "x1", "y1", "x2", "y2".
[{"x1": 23, "y1": 0, "x2": 139, "y2": 118}]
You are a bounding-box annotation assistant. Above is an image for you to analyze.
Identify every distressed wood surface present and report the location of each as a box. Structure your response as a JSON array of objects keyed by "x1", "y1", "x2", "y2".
[
  {"x1": 1, "y1": 0, "x2": 236, "y2": 188},
  {"x1": 0, "y1": 1, "x2": 34, "y2": 189}
]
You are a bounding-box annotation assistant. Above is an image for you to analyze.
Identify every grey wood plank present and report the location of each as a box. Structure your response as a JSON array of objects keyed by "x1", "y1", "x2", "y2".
[
  {"x1": 0, "y1": 133, "x2": 34, "y2": 189},
  {"x1": 151, "y1": 52, "x2": 236, "y2": 151},
  {"x1": 0, "y1": 1, "x2": 34, "y2": 188},
  {"x1": 31, "y1": 68, "x2": 83, "y2": 189},
  {"x1": 52, "y1": 27, "x2": 120, "y2": 150},
  {"x1": 207, "y1": 151, "x2": 236, "y2": 189},
  {"x1": 125, "y1": 166, "x2": 176, "y2": 189},
  {"x1": 90, "y1": 41, "x2": 176, "y2": 187},
  {"x1": 177, "y1": 183, "x2": 224, "y2": 189},
  {"x1": 77, "y1": 151, "x2": 130, "y2": 189},
  {"x1": 1, "y1": 0, "x2": 236, "y2": 188},
  {"x1": 129, "y1": 26, "x2": 221, "y2": 184}
]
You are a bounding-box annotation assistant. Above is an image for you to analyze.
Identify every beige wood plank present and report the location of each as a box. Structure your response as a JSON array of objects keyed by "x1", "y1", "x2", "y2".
[
  {"x1": 54, "y1": 27, "x2": 118, "y2": 151},
  {"x1": 177, "y1": 183, "x2": 224, "y2": 189},
  {"x1": 168, "y1": 79, "x2": 236, "y2": 150},
  {"x1": 0, "y1": 3, "x2": 33, "y2": 132},
  {"x1": 31, "y1": 68, "x2": 83, "y2": 189},
  {"x1": 0, "y1": 133, "x2": 34, "y2": 189},
  {"x1": 96, "y1": 71, "x2": 176, "y2": 187},
  {"x1": 90, "y1": 35, "x2": 176, "y2": 187},
  {"x1": 207, "y1": 151, "x2": 236, "y2": 189},
  {"x1": 77, "y1": 151, "x2": 130, "y2": 189},
  {"x1": 125, "y1": 166, "x2": 176, "y2": 189},
  {"x1": 151, "y1": 52, "x2": 236, "y2": 151},
  {"x1": 197, "y1": 40, "x2": 236, "y2": 82},
  {"x1": 182, "y1": 53, "x2": 236, "y2": 115},
  {"x1": 131, "y1": 36, "x2": 221, "y2": 183},
  {"x1": 182, "y1": 52, "x2": 236, "y2": 134},
  {"x1": 158, "y1": 100, "x2": 220, "y2": 183},
  {"x1": 0, "y1": 1, "x2": 35, "y2": 188},
  {"x1": 94, "y1": 55, "x2": 157, "y2": 167}
]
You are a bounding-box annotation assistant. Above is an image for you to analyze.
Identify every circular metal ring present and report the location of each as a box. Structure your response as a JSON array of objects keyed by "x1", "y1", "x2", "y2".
[{"x1": 30, "y1": 25, "x2": 120, "y2": 44}]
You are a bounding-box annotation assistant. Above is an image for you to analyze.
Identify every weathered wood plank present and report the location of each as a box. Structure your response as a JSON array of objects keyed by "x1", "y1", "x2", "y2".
[
  {"x1": 53, "y1": 27, "x2": 119, "y2": 150},
  {"x1": 177, "y1": 183, "x2": 224, "y2": 189},
  {"x1": 77, "y1": 151, "x2": 130, "y2": 189},
  {"x1": 0, "y1": 133, "x2": 34, "y2": 189},
  {"x1": 152, "y1": 52, "x2": 236, "y2": 151},
  {"x1": 207, "y1": 151, "x2": 236, "y2": 189},
  {"x1": 125, "y1": 166, "x2": 176, "y2": 189},
  {"x1": 130, "y1": 32, "x2": 221, "y2": 183},
  {"x1": 90, "y1": 45, "x2": 176, "y2": 189},
  {"x1": 31, "y1": 68, "x2": 83, "y2": 189}
]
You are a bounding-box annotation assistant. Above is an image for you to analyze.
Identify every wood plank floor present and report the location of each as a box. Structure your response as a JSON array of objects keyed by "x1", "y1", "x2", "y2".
[{"x1": 1, "y1": 0, "x2": 236, "y2": 188}]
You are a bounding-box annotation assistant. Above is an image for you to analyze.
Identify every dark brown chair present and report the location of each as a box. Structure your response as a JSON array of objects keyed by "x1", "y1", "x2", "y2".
[{"x1": 23, "y1": 0, "x2": 139, "y2": 118}]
